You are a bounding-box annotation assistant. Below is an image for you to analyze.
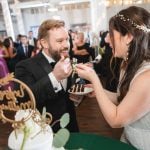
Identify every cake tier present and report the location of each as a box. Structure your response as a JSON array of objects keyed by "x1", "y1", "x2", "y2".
[{"x1": 8, "y1": 125, "x2": 53, "y2": 150}]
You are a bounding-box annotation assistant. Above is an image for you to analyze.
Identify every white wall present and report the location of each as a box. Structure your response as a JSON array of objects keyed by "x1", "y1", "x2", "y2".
[
  {"x1": 1, "y1": 3, "x2": 150, "y2": 38},
  {"x1": 0, "y1": 15, "x2": 5, "y2": 30},
  {"x1": 20, "y1": 3, "x2": 150, "y2": 37},
  {"x1": 21, "y1": 6, "x2": 90, "y2": 37}
]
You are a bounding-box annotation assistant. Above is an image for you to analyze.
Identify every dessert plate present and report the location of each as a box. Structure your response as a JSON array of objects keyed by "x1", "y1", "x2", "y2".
[{"x1": 68, "y1": 87, "x2": 94, "y2": 95}]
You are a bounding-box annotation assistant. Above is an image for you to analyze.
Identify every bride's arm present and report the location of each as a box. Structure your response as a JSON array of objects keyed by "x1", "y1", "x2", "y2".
[
  {"x1": 104, "y1": 90, "x2": 118, "y2": 105},
  {"x1": 92, "y1": 71, "x2": 150, "y2": 128},
  {"x1": 76, "y1": 64, "x2": 150, "y2": 128}
]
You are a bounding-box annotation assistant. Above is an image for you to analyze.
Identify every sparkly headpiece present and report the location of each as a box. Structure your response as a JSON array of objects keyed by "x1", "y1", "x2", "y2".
[{"x1": 115, "y1": 13, "x2": 150, "y2": 33}]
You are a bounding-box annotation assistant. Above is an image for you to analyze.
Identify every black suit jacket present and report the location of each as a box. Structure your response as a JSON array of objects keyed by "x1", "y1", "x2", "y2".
[{"x1": 15, "y1": 52, "x2": 78, "y2": 132}]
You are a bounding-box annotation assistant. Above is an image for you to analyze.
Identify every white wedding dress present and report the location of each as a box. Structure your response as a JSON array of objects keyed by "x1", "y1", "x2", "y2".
[{"x1": 120, "y1": 61, "x2": 150, "y2": 150}]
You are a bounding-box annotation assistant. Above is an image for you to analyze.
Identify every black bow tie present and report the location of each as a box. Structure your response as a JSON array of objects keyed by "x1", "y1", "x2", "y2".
[{"x1": 50, "y1": 62, "x2": 56, "y2": 68}]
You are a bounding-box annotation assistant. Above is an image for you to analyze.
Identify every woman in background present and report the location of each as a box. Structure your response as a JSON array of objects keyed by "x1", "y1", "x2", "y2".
[
  {"x1": 31, "y1": 40, "x2": 42, "y2": 57},
  {"x1": 72, "y1": 32, "x2": 94, "y2": 63},
  {"x1": 0, "y1": 41, "x2": 10, "y2": 89},
  {"x1": 3, "y1": 37, "x2": 17, "y2": 72},
  {"x1": 76, "y1": 6, "x2": 150, "y2": 150},
  {"x1": 0, "y1": 40, "x2": 9, "y2": 76}
]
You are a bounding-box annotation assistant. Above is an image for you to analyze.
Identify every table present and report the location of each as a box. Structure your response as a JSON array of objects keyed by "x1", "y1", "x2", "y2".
[
  {"x1": 2, "y1": 133, "x2": 137, "y2": 150},
  {"x1": 65, "y1": 133, "x2": 137, "y2": 150}
]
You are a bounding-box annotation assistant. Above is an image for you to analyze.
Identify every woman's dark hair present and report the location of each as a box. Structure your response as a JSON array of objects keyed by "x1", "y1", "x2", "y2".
[
  {"x1": 0, "y1": 40, "x2": 3, "y2": 47},
  {"x1": 109, "y1": 6, "x2": 150, "y2": 102},
  {"x1": 3, "y1": 38, "x2": 11, "y2": 49}
]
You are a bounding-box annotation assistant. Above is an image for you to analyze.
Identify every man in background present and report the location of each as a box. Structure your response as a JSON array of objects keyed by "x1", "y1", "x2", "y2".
[
  {"x1": 28, "y1": 30, "x2": 37, "y2": 47},
  {"x1": 16, "y1": 35, "x2": 34, "y2": 62}
]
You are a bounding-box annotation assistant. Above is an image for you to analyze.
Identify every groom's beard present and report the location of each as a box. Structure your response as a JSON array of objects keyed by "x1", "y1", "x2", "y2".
[{"x1": 48, "y1": 47, "x2": 69, "y2": 62}]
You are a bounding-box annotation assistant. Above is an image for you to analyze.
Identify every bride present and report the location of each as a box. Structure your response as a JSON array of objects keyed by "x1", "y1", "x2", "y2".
[{"x1": 76, "y1": 6, "x2": 150, "y2": 150}]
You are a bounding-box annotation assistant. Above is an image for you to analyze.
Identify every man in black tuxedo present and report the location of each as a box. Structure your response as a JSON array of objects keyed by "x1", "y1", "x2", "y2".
[{"x1": 15, "y1": 19, "x2": 79, "y2": 133}]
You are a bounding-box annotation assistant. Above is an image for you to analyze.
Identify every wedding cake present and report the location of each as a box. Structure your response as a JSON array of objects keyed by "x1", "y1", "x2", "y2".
[
  {"x1": 0, "y1": 74, "x2": 69, "y2": 150},
  {"x1": 8, "y1": 109, "x2": 54, "y2": 150}
]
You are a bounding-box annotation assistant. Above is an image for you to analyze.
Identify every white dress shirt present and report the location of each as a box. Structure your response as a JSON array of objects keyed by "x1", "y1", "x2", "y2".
[{"x1": 22, "y1": 44, "x2": 27, "y2": 55}]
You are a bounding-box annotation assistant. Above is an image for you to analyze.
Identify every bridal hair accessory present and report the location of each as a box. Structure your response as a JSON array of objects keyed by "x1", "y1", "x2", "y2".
[{"x1": 115, "y1": 14, "x2": 150, "y2": 33}]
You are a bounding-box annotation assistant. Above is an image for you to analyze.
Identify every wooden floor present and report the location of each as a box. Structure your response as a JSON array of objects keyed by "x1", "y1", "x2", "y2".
[
  {"x1": 0, "y1": 97, "x2": 123, "y2": 149},
  {"x1": 76, "y1": 96, "x2": 123, "y2": 139}
]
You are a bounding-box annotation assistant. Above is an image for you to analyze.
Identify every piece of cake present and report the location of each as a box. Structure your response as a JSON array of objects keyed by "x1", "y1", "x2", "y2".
[
  {"x1": 70, "y1": 84, "x2": 84, "y2": 93},
  {"x1": 8, "y1": 109, "x2": 53, "y2": 150}
]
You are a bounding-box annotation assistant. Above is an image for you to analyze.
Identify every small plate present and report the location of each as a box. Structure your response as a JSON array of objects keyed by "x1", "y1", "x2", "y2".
[{"x1": 68, "y1": 87, "x2": 93, "y2": 95}]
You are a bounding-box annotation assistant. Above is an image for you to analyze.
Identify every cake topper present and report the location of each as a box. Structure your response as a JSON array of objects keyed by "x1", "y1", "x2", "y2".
[{"x1": 0, "y1": 73, "x2": 52, "y2": 127}]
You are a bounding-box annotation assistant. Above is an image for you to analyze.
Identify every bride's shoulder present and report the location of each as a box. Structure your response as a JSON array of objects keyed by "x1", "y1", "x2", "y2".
[{"x1": 130, "y1": 69, "x2": 150, "y2": 90}]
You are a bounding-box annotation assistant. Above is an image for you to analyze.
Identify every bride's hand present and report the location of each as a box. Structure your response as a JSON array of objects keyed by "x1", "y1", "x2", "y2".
[{"x1": 76, "y1": 64, "x2": 96, "y2": 82}]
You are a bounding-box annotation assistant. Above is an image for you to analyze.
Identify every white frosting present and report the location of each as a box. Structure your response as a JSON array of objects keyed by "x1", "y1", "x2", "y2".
[
  {"x1": 8, "y1": 110, "x2": 53, "y2": 150},
  {"x1": 8, "y1": 126, "x2": 53, "y2": 150},
  {"x1": 15, "y1": 110, "x2": 42, "y2": 137}
]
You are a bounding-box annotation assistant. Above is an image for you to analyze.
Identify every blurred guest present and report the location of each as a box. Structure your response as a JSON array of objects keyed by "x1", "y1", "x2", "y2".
[
  {"x1": 16, "y1": 35, "x2": 34, "y2": 62},
  {"x1": 16, "y1": 34, "x2": 22, "y2": 45},
  {"x1": 0, "y1": 40, "x2": 9, "y2": 58},
  {"x1": 28, "y1": 31, "x2": 37, "y2": 47},
  {"x1": 72, "y1": 32, "x2": 94, "y2": 63},
  {"x1": 0, "y1": 41, "x2": 10, "y2": 89},
  {"x1": 0, "y1": 40, "x2": 9, "y2": 72},
  {"x1": 31, "y1": 40, "x2": 42, "y2": 57},
  {"x1": 3, "y1": 37, "x2": 17, "y2": 72}
]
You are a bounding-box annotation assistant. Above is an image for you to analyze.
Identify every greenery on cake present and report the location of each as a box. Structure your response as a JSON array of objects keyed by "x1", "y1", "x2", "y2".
[
  {"x1": 21, "y1": 111, "x2": 70, "y2": 150},
  {"x1": 52, "y1": 113, "x2": 70, "y2": 148}
]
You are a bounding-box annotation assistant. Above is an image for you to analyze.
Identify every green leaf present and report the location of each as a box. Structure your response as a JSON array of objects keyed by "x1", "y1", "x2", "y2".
[
  {"x1": 42, "y1": 107, "x2": 46, "y2": 120},
  {"x1": 60, "y1": 113, "x2": 70, "y2": 128},
  {"x1": 20, "y1": 127, "x2": 30, "y2": 150},
  {"x1": 53, "y1": 128, "x2": 70, "y2": 148}
]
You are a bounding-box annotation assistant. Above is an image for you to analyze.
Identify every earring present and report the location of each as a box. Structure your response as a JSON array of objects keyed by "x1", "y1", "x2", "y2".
[
  {"x1": 124, "y1": 51, "x2": 129, "y2": 62},
  {"x1": 124, "y1": 42, "x2": 129, "y2": 62}
]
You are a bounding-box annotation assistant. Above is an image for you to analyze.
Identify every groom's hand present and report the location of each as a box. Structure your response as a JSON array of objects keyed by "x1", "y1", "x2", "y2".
[{"x1": 52, "y1": 56, "x2": 72, "y2": 81}]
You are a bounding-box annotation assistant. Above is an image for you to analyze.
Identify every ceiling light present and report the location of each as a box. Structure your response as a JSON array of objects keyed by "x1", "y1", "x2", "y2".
[
  {"x1": 48, "y1": 7, "x2": 58, "y2": 12},
  {"x1": 10, "y1": 1, "x2": 52, "y2": 9},
  {"x1": 59, "y1": 0, "x2": 90, "y2": 5},
  {"x1": 52, "y1": 15, "x2": 61, "y2": 20}
]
